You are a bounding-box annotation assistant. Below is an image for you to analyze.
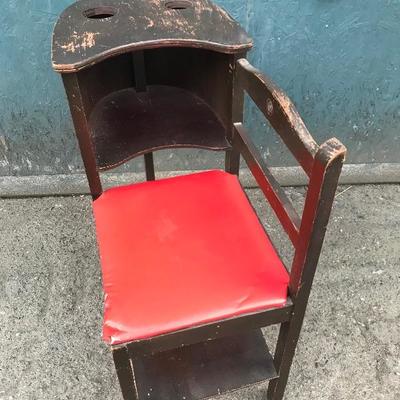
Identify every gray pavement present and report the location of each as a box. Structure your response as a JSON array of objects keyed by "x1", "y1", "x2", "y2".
[{"x1": 0, "y1": 184, "x2": 399, "y2": 399}]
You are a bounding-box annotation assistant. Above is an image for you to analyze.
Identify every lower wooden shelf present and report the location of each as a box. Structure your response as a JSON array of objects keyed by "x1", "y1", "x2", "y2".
[{"x1": 132, "y1": 329, "x2": 278, "y2": 399}]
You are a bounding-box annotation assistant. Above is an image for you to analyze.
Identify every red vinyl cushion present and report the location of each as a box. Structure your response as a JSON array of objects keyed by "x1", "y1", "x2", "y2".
[{"x1": 93, "y1": 170, "x2": 289, "y2": 345}]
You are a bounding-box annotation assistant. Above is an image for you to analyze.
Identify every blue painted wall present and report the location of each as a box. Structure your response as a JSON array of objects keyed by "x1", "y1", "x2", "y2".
[{"x1": 0, "y1": 1, "x2": 399, "y2": 176}]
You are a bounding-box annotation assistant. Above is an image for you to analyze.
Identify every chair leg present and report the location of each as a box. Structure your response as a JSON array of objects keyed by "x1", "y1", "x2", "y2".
[
  {"x1": 112, "y1": 346, "x2": 138, "y2": 400},
  {"x1": 267, "y1": 319, "x2": 302, "y2": 400},
  {"x1": 225, "y1": 148, "x2": 240, "y2": 175},
  {"x1": 144, "y1": 153, "x2": 155, "y2": 181}
]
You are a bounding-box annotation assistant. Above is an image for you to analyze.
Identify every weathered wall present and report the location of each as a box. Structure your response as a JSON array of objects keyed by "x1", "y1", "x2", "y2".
[{"x1": 0, "y1": 0, "x2": 399, "y2": 176}]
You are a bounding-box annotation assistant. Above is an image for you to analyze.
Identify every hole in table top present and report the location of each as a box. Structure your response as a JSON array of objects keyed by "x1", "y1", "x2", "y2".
[
  {"x1": 165, "y1": 0, "x2": 192, "y2": 10},
  {"x1": 83, "y1": 6, "x2": 116, "y2": 19}
]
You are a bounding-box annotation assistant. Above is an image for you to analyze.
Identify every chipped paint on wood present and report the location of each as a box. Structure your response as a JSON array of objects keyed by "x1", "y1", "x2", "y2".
[
  {"x1": 237, "y1": 58, "x2": 319, "y2": 173},
  {"x1": 60, "y1": 31, "x2": 99, "y2": 53},
  {"x1": 52, "y1": 0, "x2": 253, "y2": 72}
]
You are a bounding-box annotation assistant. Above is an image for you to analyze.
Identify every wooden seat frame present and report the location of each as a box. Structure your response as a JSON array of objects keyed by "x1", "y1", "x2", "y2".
[{"x1": 63, "y1": 57, "x2": 346, "y2": 400}]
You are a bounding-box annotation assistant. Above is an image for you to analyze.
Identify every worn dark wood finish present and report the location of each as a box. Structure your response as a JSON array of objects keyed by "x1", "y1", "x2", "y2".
[
  {"x1": 225, "y1": 52, "x2": 246, "y2": 174},
  {"x1": 145, "y1": 48, "x2": 245, "y2": 175},
  {"x1": 62, "y1": 73, "x2": 102, "y2": 199},
  {"x1": 132, "y1": 51, "x2": 147, "y2": 93},
  {"x1": 289, "y1": 139, "x2": 346, "y2": 296},
  {"x1": 52, "y1": 0, "x2": 253, "y2": 72},
  {"x1": 235, "y1": 59, "x2": 319, "y2": 176},
  {"x1": 76, "y1": 53, "x2": 134, "y2": 116},
  {"x1": 58, "y1": 47, "x2": 242, "y2": 178},
  {"x1": 113, "y1": 346, "x2": 138, "y2": 400},
  {"x1": 145, "y1": 48, "x2": 240, "y2": 139},
  {"x1": 88, "y1": 85, "x2": 230, "y2": 170},
  {"x1": 126, "y1": 300, "x2": 293, "y2": 357},
  {"x1": 132, "y1": 50, "x2": 157, "y2": 180},
  {"x1": 233, "y1": 123, "x2": 301, "y2": 246},
  {"x1": 132, "y1": 329, "x2": 277, "y2": 400},
  {"x1": 268, "y1": 142, "x2": 345, "y2": 400}
]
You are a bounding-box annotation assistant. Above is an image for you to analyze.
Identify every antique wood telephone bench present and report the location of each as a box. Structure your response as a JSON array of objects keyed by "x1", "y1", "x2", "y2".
[{"x1": 52, "y1": 0, "x2": 346, "y2": 399}]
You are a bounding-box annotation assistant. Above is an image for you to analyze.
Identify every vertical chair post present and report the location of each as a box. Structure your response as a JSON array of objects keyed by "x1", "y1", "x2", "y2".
[
  {"x1": 62, "y1": 73, "x2": 102, "y2": 200},
  {"x1": 132, "y1": 50, "x2": 155, "y2": 181},
  {"x1": 112, "y1": 346, "x2": 138, "y2": 400},
  {"x1": 132, "y1": 51, "x2": 147, "y2": 93},
  {"x1": 144, "y1": 152, "x2": 156, "y2": 181},
  {"x1": 267, "y1": 139, "x2": 346, "y2": 400},
  {"x1": 226, "y1": 54, "x2": 246, "y2": 175}
]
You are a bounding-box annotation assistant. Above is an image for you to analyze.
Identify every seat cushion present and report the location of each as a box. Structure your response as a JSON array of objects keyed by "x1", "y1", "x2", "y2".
[{"x1": 93, "y1": 170, "x2": 289, "y2": 345}]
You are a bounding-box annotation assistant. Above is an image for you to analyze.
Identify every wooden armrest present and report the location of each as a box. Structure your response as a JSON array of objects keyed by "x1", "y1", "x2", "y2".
[
  {"x1": 235, "y1": 58, "x2": 319, "y2": 176},
  {"x1": 234, "y1": 59, "x2": 347, "y2": 296},
  {"x1": 233, "y1": 122, "x2": 301, "y2": 246}
]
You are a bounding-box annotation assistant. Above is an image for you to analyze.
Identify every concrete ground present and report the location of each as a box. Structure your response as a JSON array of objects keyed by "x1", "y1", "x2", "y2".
[{"x1": 0, "y1": 184, "x2": 399, "y2": 399}]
